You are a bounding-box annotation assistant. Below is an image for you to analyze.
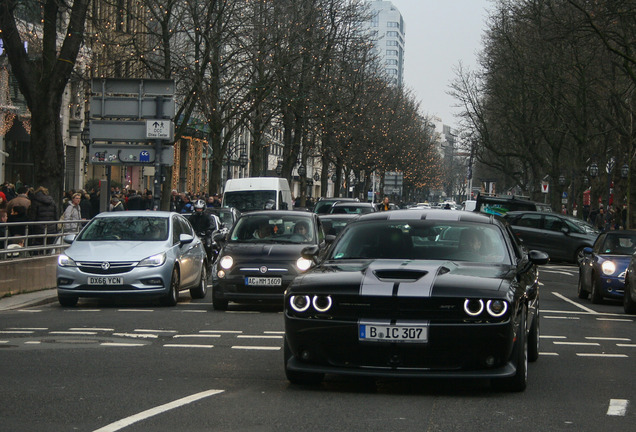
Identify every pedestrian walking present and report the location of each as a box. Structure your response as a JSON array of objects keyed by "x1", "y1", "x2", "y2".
[
  {"x1": 27, "y1": 186, "x2": 59, "y2": 252},
  {"x1": 61, "y1": 193, "x2": 84, "y2": 232}
]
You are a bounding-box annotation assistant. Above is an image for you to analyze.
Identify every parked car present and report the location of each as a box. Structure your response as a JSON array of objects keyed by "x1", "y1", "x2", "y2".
[
  {"x1": 578, "y1": 230, "x2": 636, "y2": 304},
  {"x1": 211, "y1": 210, "x2": 328, "y2": 310},
  {"x1": 475, "y1": 193, "x2": 552, "y2": 216},
  {"x1": 284, "y1": 209, "x2": 549, "y2": 391},
  {"x1": 504, "y1": 211, "x2": 599, "y2": 263},
  {"x1": 313, "y1": 197, "x2": 359, "y2": 214},
  {"x1": 318, "y1": 214, "x2": 359, "y2": 237},
  {"x1": 328, "y1": 201, "x2": 377, "y2": 214},
  {"x1": 56, "y1": 211, "x2": 208, "y2": 307}
]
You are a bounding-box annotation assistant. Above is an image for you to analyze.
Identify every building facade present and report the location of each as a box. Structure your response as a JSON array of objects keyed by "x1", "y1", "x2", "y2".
[{"x1": 367, "y1": 0, "x2": 405, "y2": 87}]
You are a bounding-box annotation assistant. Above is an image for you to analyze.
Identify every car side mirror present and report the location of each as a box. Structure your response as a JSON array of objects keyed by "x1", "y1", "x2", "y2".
[
  {"x1": 179, "y1": 234, "x2": 194, "y2": 245},
  {"x1": 63, "y1": 234, "x2": 76, "y2": 244},
  {"x1": 325, "y1": 234, "x2": 336, "y2": 244},
  {"x1": 301, "y1": 245, "x2": 320, "y2": 260},
  {"x1": 528, "y1": 249, "x2": 549, "y2": 265},
  {"x1": 213, "y1": 232, "x2": 227, "y2": 243},
  {"x1": 583, "y1": 246, "x2": 593, "y2": 255}
]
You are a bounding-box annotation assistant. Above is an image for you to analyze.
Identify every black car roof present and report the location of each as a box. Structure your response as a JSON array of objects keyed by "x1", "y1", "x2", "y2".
[
  {"x1": 355, "y1": 209, "x2": 497, "y2": 224},
  {"x1": 237, "y1": 210, "x2": 313, "y2": 218}
]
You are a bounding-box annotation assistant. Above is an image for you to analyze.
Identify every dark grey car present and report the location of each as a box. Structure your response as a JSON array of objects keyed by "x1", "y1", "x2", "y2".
[{"x1": 504, "y1": 211, "x2": 599, "y2": 263}]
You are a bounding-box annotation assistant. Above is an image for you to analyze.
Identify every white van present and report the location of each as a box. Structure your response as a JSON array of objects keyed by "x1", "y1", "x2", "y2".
[{"x1": 222, "y1": 177, "x2": 293, "y2": 212}]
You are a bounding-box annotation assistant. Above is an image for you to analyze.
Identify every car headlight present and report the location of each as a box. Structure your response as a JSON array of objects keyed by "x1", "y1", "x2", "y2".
[
  {"x1": 464, "y1": 299, "x2": 484, "y2": 316},
  {"x1": 58, "y1": 254, "x2": 76, "y2": 267},
  {"x1": 290, "y1": 295, "x2": 311, "y2": 312},
  {"x1": 486, "y1": 299, "x2": 508, "y2": 317},
  {"x1": 219, "y1": 255, "x2": 234, "y2": 270},
  {"x1": 602, "y1": 260, "x2": 617, "y2": 275},
  {"x1": 138, "y1": 252, "x2": 166, "y2": 267},
  {"x1": 296, "y1": 257, "x2": 313, "y2": 272}
]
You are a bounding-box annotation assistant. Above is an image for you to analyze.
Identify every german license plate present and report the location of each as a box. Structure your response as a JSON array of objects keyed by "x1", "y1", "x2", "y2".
[
  {"x1": 88, "y1": 277, "x2": 123, "y2": 285},
  {"x1": 359, "y1": 324, "x2": 428, "y2": 343},
  {"x1": 245, "y1": 277, "x2": 282, "y2": 286}
]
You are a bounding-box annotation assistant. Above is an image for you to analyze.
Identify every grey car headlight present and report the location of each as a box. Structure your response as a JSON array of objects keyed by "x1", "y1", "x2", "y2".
[
  {"x1": 219, "y1": 255, "x2": 234, "y2": 270},
  {"x1": 138, "y1": 252, "x2": 167, "y2": 267},
  {"x1": 58, "y1": 254, "x2": 76, "y2": 267}
]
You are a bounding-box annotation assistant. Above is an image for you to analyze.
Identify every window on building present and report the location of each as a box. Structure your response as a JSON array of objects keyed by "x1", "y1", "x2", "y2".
[{"x1": 386, "y1": 40, "x2": 398, "y2": 47}]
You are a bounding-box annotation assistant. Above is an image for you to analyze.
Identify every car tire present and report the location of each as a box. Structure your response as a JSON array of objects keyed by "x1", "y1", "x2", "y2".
[
  {"x1": 577, "y1": 273, "x2": 589, "y2": 299},
  {"x1": 58, "y1": 295, "x2": 78, "y2": 307},
  {"x1": 190, "y1": 265, "x2": 207, "y2": 299},
  {"x1": 527, "y1": 308, "x2": 539, "y2": 363},
  {"x1": 624, "y1": 279, "x2": 636, "y2": 314},
  {"x1": 160, "y1": 267, "x2": 180, "y2": 306},
  {"x1": 494, "y1": 311, "x2": 527, "y2": 392},
  {"x1": 284, "y1": 337, "x2": 324, "y2": 385},
  {"x1": 590, "y1": 277, "x2": 603, "y2": 304},
  {"x1": 575, "y1": 247, "x2": 586, "y2": 264},
  {"x1": 212, "y1": 284, "x2": 228, "y2": 311}
]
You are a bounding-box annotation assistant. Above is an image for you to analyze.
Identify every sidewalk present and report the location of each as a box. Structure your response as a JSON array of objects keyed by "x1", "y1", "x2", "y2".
[{"x1": 0, "y1": 288, "x2": 57, "y2": 311}]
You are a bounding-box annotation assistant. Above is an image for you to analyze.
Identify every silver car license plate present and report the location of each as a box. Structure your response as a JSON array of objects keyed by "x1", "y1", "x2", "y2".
[
  {"x1": 88, "y1": 277, "x2": 123, "y2": 285},
  {"x1": 245, "y1": 277, "x2": 282, "y2": 286}
]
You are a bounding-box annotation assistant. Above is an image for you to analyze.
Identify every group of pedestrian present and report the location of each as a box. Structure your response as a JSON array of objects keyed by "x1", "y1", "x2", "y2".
[
  {"x1": 587, "y1": 203, "x2": 627, "y2": 232},
  {"x1": 170, "y1": 190, "x2": 222, "y2": 213}
]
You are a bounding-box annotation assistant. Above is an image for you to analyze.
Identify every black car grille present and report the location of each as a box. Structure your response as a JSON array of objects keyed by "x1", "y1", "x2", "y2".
[{"x1": 77, "y1": 261, "x2": 137, "y2": 275}]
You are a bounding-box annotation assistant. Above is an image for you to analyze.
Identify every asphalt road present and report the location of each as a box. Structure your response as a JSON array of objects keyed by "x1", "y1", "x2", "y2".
[{"x1": 0, "y1": 263, "x2": 634, "y2": 431}]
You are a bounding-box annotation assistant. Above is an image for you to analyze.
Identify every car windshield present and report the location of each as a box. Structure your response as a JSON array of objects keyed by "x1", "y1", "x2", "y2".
[
  {"x1": 329, "y1": 220, "x2": 510, "y2": 264},
  {"x1": 210, "y1": 210, "x2": 234, "y2": 227},
  {"x1": 600, "y1": 233, "x2": 636, "y2": 254},
  {"x1": 223, "y1": 191, "x2": 276, "y2": 212},
  {"x1": 230, "y1": 215, "x2": 315, "y2": 244},
  {"x1": 77, "y1": 216, "x2": 169, "y2": 241},
  {"x1": 330, "y1": 205, "x2": 374, "y2": 214},
  {"x1": 320, "y1": 217, "x2": 356, "y2": 236}
]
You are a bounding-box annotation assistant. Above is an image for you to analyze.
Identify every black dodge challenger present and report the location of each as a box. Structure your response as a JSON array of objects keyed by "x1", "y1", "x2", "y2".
[{"x1": 284, "y1": 209, "x2": 549, "y2": 392}]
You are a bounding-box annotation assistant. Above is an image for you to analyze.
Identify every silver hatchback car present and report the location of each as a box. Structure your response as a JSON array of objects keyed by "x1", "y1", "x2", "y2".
[{"x1": 57, "y1": 211, "x2": 208, "y2": 307}]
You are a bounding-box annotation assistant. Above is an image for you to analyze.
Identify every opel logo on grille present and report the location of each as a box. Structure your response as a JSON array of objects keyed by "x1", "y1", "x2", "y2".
[
  {"x1": 259, "y1": 266, "x2": 268, "y2": 274},
  {"x1": 101, "y1": 262, "x2": 111, "y2": 270}
]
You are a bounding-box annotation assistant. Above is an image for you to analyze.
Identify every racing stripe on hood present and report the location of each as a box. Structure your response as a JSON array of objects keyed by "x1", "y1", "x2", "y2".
[{"x1": 360, "y1": 261, "x2": 447, "y2": 297}]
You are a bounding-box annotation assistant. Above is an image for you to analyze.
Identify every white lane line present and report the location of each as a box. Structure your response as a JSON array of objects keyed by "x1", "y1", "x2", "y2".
[
  {"x1": 232, "y1": 346, "x2": 281, "y2": 351},
  {"x1": 163, "y1": 344, "x2": 214, "y2": 349},
  {"x1": 596, "y1": 318, "x2": 633, "y2": 322},
  {"x1": 540, "y1": 335, "x2": 567, "y2": 339},
  {"x1": 0, "y1": 330, "x2": 35, "y2": 334},
  {"x1": 134, "y1": 329, "x2": 177, "y2": 333},
  {"x1": 8, "y1": 327, "x2": 47, "y2": 330},
  {"x1": 50, "y1": 331, "x2": 98, "y2": 335},
  {"x1": 553, "y1": 342, "x2": 600, "y2": 346},
  {"x1": 17, "y1": 309, "x2": 42, "y2": 313},
  {"x1": 24, "y1": 341, "x2": 41, "y2": 345},
  {"x1": 101, "y1": 343, "x2": 146, "y2": 347},
  {"x1": 576, "y1": 353, "x2": 628, "y2": 358},
  {"x1": 112, "y1": 333, "x2": 158, "y2": 339},
  {"x1": 236, "y1": 335, "x2": 283, "y2": 339},
  {"x1": 539, "y1": 352, "x2": 559, "y2": 356},
  {"x1": 551, "y1": 292, "x2": 598, "y2": 314},
  {"x1": 92, "y1": 389, "x2": 224, "y2": 432},
  {"x1": 176, "y1": 310, "x2": 207, "y2": 313},
  {"x1": 617, "y1": 344, "x2": 636, "y2": 348},
  {"x1": 0, "y1": 341, "x2": 8, "y2": 344},
  {"x1": 69, "y1": 328, "x2": 114, "y2": 332},
  {"x1": 264, "y1": 331, "x2": 285, "y2": 335},
  {"x1": 586, "y1": 337, "x2": 631, "y2": 341},
  {"x1": 226, "y1": 311, "x2": 259, "y2": 314},
  {"x1": 64, "y1": 309, "x2": 101, "y2": 312},
  {"x1": 173, "y1": 334, "x2": 220, "y2": 338},
  {"x1": 200, "y1": 330, "x2": 242, "y2": 334},
  {"x1": 118, "y1": 309, "x2": 153, "y2": 313},
  {"x1": 543, "y1": 316, "x2": 580, "y2": 320},
  {"x1": 607, "y1": 399, "x2": 629, "y2": 416}
]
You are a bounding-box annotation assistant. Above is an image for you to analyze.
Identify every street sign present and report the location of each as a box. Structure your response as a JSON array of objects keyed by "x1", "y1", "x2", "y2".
[
  {"x1": 541, "y1": 182, "x2": 549, "y2": 193},
  {"x1": 146, "y1": 120, "x2": 172, "y2": 139},
  {"x1": 89, "y1": 144, "x2": 174, "y2": 166}
]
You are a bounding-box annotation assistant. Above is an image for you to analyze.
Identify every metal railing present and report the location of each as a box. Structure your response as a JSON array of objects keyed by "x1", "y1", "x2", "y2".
[{"x1": 0, "y1": 219, "x2": 89, "y2": 260}]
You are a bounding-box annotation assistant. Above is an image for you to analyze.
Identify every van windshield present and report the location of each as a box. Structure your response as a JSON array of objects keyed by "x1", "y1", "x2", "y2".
[{"x1": 224, "y1": 190, "x2": 276, "y2": 212}]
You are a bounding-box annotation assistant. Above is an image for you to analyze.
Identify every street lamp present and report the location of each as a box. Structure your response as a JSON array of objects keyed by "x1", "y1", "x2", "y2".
[
  {"x1": 297, "y1": 164, "x2": 306, "y2": 177},
  {"x1": 588, "y1": 163, "x2": 599, "y2": 178},
  {"x1": 558, "y1": 174, "x2": 566, "y2": 186},
  {"x1": 275, "y1": 160, "x2": 283, "y2": 176},
  {"x1": 81, "y1": 126, "x2": 90, "y2": 147},
  {"x1": 621, "y1": 164, "x2": 629, "y2": 178},
  {"x1": 313, "y1": 173, "x2": 320, "y2": 182},
  {"x1": 226, "y1": 141, "x2": 248, "y2": 181}
]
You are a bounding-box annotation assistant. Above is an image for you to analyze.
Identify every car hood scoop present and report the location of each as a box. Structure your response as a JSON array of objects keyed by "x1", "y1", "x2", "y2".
[
  {"x1": 361, "y1": 261, "x2": 450, "y2": 297},
  {"x1": 373, "y1": 269, "x2": 429, "y2": 282}
]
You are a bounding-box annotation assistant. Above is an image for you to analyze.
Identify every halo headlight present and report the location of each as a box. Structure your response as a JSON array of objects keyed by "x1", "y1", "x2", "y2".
[
  {"x1": 312, "y1": 295, "x2": 332, "y2": 312},
  {"x1": 486, "y1": 299, "x2": 508, "y2": 317},
  {"x1": 601, "y1": 260, "x2": 617, "y2": 275},
  {"x1": 219, "y1": 255, "x2": 234, "y2": 270},
  {"x1": 290, "y1": 295, "x2": 311, "y2": 312},
  {"x1": 464, "y1": 299, "x2": 484, "y2": 317}
]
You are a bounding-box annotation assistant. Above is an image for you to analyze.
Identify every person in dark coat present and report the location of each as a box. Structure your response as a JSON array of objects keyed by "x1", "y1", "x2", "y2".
[
  {"x1": 79, "y1": 190, "x2": 93, "y2": 219},
  {"x1": 126, "y1": 189, "x2": 144, "y2": 210},
  {"x1": 7, "y1": 205, "x2": 28, "y2": 237},
  {"x1": 27, "y1": 186, "x2": 59, "y2": 251}
]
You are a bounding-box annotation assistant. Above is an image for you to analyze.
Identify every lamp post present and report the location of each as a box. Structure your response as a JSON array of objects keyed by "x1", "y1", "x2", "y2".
[
  {"x1": 226, "y1": 141, "x2": 248, "y2": 181},
  {"x1": 275, "y1": 160, "x2": 283, "y2": 176}
]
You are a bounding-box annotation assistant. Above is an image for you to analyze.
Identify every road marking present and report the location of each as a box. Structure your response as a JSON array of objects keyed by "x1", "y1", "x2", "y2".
[
  {"x1": 586, "y1": 337, "x2": 631, "y2": 341},
  {"x1": 101, "y1": 343, "x2": 146, "y2": 347},
  {"x1": 173, "y1": 334, "x2": 220, "y2": 338},
  {"x1": 540, "y1": 335, "x2": 567, "y2": 339},
  {"x1": 551, "y1": 292, "x2": 598, "y2": 314},
  {"x1": 17, "y1": 309, "x2": 42, "y2": 313},
  {"x1": 24, "y1": 341, "x2": 41, "y2": 344},
  {"x1": 92, "y1": 389, "x2": 224, "y2": 432},
  {"x1": 264, "y1": 331, "x2": 285, "y2": 335},
  {"x1": 0, "y1": 330, "x2": 35, "y2": 334},
  {"x1": 50, "y1": 331, "x2": 98, "y2": 335},
  {"x1": 112, "y1": 332, "x2": 158, "y2": 339},
  {"x1": 607, "y1": 399, "x2": 629, "y2": 416},
  {"x1": 8, "y1": 327, "x2": 47, "y2": 330},
  {"x1": 236, "y1": 335, "x2": 283, "y2": 339},
  {"x1": 539, "y1": 352, "x2": 559, "y2": 356},
  {"x1": 226, "y1": 311, "x2": 259, "y2": 314},
  {"x1": 118, "y1": 309, "x2": 153, "y2": 313},
  {"x1": 553, "y1": 341, "x2": 600, "y2": 346},
  {"x1": 576, "y1": 353, "x2": 628, "y2": 358},
  {"x1": 134, "y1": 329, "x2": 177, "y2": 333},
  {"x1": 163, "y1": 344, "x2": 214, "y2": 349},
  {"x1": 232, "y1": 346, "x2": 281, "y2": 351},
  {"x1": 0, "y1": 341, "x2": 8, "y2": 344},
  {"x1": 596, "y1": 317, "x2": 633, "y2": 322},
  {"x1": 617, "y1": 344, "x2": 636, "y2": 348},
  {"x1": 176, "y1": 310, "x2": 207, "y2": 313},
  {"x1": 200, "y1": 330, "x2": 242, "y2": 334},
  {"x1": 544, "y1": 316, "x2": 580, "y2": 320},
  {"x1": 69, "y1": 328, "x2": 114, "y2": 332}
]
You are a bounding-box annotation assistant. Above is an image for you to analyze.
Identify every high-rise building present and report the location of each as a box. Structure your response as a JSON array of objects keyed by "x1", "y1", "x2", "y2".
[{"x1": 367, "y1": 0, "x2": 405, "y2": 86}]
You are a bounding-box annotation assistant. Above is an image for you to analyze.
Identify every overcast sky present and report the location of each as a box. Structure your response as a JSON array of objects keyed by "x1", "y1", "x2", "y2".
[{"x1": 387, "y1": 0, "x2": 493, "y2": 127}]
